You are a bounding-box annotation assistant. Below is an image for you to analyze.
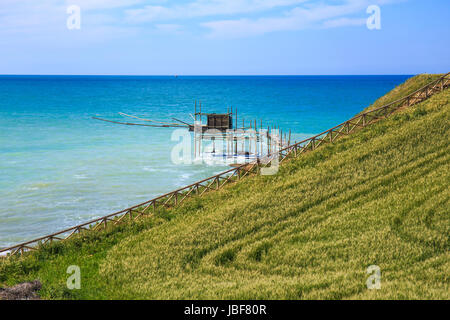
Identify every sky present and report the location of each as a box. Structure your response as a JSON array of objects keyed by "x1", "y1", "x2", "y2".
[{"x1": 0, "y1": 0, "x2": 449, "y2": 75}]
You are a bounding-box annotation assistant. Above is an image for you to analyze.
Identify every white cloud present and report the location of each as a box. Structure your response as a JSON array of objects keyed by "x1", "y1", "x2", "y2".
[
  {"x1": 322, "y1": 17, "x2": 366, "y2": 28},
  {"x1": 0, "y1": 1, "x2": 65, "y2": 34},
  {"x1": 201, "y1": 0, "x2": 391, "y2": 37},
  {"x1": 0, "y1": 0, "x2": 140, "y2": 46},
  {"x1": 155, "y1": 23, "x2": 184, "y2": 34},
  {"x1": 125, "y1": 0, "x2": 308, "y2": 23},
  {"x1": 0, "y1": 0, "x2": 404, "y2": 41},
  {"x1": 122, "y1": 0, "x2": 402, "y2": 37},
  {"x1": 65, "y1": 0, "x2": 145, "y2": 11}
]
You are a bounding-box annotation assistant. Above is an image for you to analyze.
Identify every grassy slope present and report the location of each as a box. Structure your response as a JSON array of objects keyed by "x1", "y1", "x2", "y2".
[
  {"x1": 363, "y1": 73, "x2": 443, "y2": 112},
  {"x1": 1, "y1": 75, "x2": 449, "y2": 300}
]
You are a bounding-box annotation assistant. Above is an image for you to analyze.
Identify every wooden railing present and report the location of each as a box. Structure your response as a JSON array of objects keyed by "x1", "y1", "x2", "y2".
[
  {"x1": 1, "y1": 72, "x2": 449, "y2": 257},
  {"x1": 277, "y1": 73, "x2": 450, "y2": 162}
]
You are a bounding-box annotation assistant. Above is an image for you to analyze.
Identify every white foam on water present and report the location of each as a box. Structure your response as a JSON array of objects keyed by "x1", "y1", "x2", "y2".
[
  {"x1": 74, "y1": 174, "x2": 88, "y2": 180},
  {"x1": 180, "y1": 173, "x2": 192, "y2": 180}
]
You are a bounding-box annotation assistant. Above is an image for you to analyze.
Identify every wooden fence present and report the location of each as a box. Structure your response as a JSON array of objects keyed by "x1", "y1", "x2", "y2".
[
  {"x1": 277, "y1": 73, "x2": 450, "y2": 163},
  {"x1": 1, "y1": 72, "x2": 449, "y2": 257}
]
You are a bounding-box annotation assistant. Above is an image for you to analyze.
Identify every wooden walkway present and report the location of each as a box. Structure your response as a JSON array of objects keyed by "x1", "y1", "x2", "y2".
[{"x1": 1, "y1": 72, "x2": 449, "y2": 257}]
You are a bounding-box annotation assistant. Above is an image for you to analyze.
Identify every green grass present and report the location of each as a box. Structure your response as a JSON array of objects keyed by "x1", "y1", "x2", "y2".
[
  {"x1": 362, "y1": 73, "x2": 443, "y2": 112},
  {"x1": 1, "y1": 75, "x2": 449, "y2": 300}
]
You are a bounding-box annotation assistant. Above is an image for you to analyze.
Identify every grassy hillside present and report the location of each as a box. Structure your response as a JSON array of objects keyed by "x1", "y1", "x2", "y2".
[
  {"x1": 363, "y1": 73, "x2": 443, "y2": 112},
  {"x1": 1, "y1": 76, "x2": 449, "y2": 300}
]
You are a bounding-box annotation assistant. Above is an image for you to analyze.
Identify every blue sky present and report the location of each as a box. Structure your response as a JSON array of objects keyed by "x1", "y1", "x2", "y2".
[{"x1": 0, "y1": 0, "x2": 449, "y2": 75}]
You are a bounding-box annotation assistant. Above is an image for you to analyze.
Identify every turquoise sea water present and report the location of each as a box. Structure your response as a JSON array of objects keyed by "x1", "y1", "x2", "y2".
[{"x1": 0, "y1": 75, "x2": 410, "y2": 247}]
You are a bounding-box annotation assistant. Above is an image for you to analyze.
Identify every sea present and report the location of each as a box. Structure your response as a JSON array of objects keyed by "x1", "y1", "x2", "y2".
[{"x1": 0, "y1": 75, "x2": 411, "y2": 248}]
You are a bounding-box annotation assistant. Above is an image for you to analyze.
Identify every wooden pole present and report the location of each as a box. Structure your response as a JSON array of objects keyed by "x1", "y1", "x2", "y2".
[
  {"x1": 242, "y1": 118, "x2": 245, "y2": 154},
  {"x1": 199, "y1": 132, "x2": 202, "y2": 157},
  {"x1": 235, "y1": 109, "x2": 238, "y2": 156},
  {"x1": 254, "y1": 119, "x2": 257, "y2": 157},
  {"x1": 194, "y1": 100, "x2": 197, "y2": 157},
  {"x1": 234, "y1": 133, "x2": 237, "y2": 155},
  {"x1": 281, "y1": 129, "x2": 283, "y2": 149},
  {"x1": 260, "y1": 119, "x2": 263, "y2": 157},
  {"x1": 227, "y1": 132, "x2": 230, "y2": 156},
  {"x1": 199, "y1": 101, "x2": 202, "y2": 157},
  {"x1": 270, "y1": 125, "x2": 272, "y2": 153}
]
